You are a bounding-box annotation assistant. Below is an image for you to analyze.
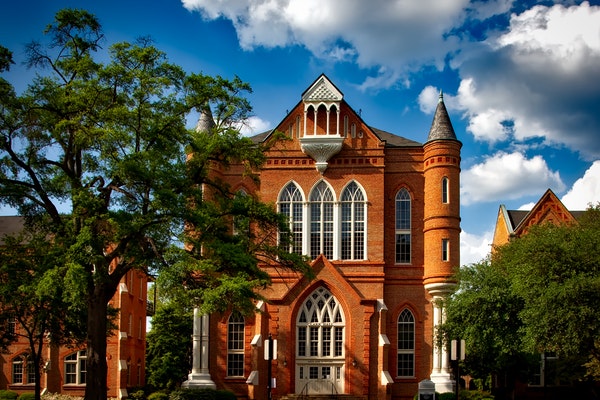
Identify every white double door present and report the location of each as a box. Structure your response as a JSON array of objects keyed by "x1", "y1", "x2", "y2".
[{"x1": 296, "y1": 362, "x2": 344, "y2": 394}]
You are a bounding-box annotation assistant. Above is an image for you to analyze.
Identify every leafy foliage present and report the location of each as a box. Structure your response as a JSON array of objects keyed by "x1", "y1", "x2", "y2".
[
  {"x1": 168, "y1": 389, "x2": 235, "y2": 400},
  {"x1": 145, "y1": 303, "x2": 193, "y2": 390},
  {"x1": 0, "y1": 9, "x2": 310, "y2": 400},
  {"x1": 442, "y1": 206, "x2": 600, "y2": 389},
  {"x1": 0, "y1": 391, "x2": 18, "y2": 400}
]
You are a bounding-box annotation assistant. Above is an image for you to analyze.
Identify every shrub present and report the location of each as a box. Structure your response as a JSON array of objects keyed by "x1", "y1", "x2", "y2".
[
  {"x1": 0, "y1": 391, "x2": 18, "y2": 400},
  {"x1": 214, "y1": 391, "x2": 236, "y2": 400},
  {"x1": 41, "y1": 393, "x2": 83, "y2": 400},
  {"x1": 437, "y1": 393, "x2": 456, "y2": 400},
  {"x1": 169, "y1": 389, "x2": 215, "y2": 400},
  {"x1": 167, "y1": 389, "x2": 236, "y2": 400},
  {"x1": 147, "y1": 393, "x2": 169, "y2": 400},
  {"x1": 459, "y1": 390, "x2": 494, "y2": 400},
  {"x1": 17, "y1": 395, "x2": 35, "y2": 400},
  {"x1": 129, "y1": 390, "x2": 146, "y2": 400}
]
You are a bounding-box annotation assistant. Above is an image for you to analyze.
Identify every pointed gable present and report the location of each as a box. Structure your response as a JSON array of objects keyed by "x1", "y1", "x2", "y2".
[
  {"x1": 513, "y1": 189, "x2": 578, "y2": 236},
  {"x1": 302, "y1": 74, "x2": 343, "y2": 103},
  {"x1": 492, "y1": 189, "x2": 582, "y2": 248}
]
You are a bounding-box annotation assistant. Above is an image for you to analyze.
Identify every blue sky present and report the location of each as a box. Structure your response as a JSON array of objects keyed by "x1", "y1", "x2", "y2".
[{"x1": 2, "y1": 0, "x2": 600, "y2": 265}]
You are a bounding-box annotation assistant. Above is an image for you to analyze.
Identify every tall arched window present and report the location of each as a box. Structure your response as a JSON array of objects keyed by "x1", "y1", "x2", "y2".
[
  {"x1": 64, "y1": 350, "x2": 87, "y2": 385},
  {"x1": 397, "y1": 309, "x2": 415, "y2": 377},
  {"x1": 395, "y1": 188, "x2": 411, "y2": 264},
  {"x1": 296, "y1": 287, "x2": 345, "y2": 393},
  {"x1": 310, "y1": 181, "x2": 334, "y2": 259},
  {"x1": 442, "y1": 177, "x2": 449, "y2": 204},
  {"x1": 227, "y1": 312, "x2": 245, "y2": 377},
  {"x1": 13, "y1": 354, "x2": 35, "y2": 384},
  {"x1": 297, "y1": 287, "x2": 344, "y2": 359},
  {"x1": 341, "y1": 181, "x2": 366, "y2": 260},
  {"x1": 278, "y1": 182, "x2": 304, "y2": 254},
  {"x1": 12, "y1": 355, "x2": 24, "y2": 384}
]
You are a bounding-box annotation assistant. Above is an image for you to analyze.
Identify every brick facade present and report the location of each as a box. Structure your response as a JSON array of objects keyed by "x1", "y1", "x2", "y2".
[
  {"x1": 0, "y1": 257, "x2": 149, "y2": 399},
  {"x1": 205, "y1": 75, "x2": 461, "y2": 400}
]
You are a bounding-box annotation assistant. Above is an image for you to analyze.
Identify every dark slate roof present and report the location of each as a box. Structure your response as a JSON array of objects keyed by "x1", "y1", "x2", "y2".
[
  {"x1": 370, "y1": 127, "x2": 422, "y2": 147},
  {"x1": 506, "y1": 210, "x2": 529, "y2": 230},
  {"x1": 506, "y1": 209, "x2": 586, "y2": 231},
  {"x1": 250, "y1": 130, "x2": 273, "y2": 144},
  {"x1": 427, "y1": 93, "x2": 458, "y2": 142},
  {"x1": 0, "y1": 216, "x2": 24, "y2": 245}
]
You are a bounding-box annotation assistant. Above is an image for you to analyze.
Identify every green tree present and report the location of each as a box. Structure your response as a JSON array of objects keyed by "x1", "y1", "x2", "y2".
[
  {"x1": 494, "y1": 207, "x2": 600, "y2": 378},
  {"x1": 441, "y1": 258, "x2": 532, "y2": 395},
  {"x1": 0, "y1": 9, "x2": 309, "y2": 400},
  {"x1": 443, "y1": 206, "x2": 600, "y2": 396},
  {"x1": 0, "y1": 228, "x2": 86, "y2": 400},
  {"x1": 145, "y1": 303, "x2": 193, "y2": 390}
]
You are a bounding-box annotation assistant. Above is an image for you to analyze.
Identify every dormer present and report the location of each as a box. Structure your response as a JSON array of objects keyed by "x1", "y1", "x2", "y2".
[{"x1": 299, "y1": 75, "x2": 345, "y2": 173}]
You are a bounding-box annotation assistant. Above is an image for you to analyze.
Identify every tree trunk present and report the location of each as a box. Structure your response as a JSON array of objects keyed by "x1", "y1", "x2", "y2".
[{"x1": 84, "y1": 287, "x2": 110, "y2": 400}]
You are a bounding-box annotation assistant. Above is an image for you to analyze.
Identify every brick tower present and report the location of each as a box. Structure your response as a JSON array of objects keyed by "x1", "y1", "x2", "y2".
[{"x1": 423, "y1": 91, "x2": 462, "y2": 392}]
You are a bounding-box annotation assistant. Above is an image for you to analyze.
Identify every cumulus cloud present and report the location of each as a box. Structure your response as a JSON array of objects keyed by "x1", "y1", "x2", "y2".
[
  {"x1": 182, "y1": 0, "x2": 471, "y2": 88},
  {"x1": 237, "y1": 116, "x2": 272, "y2": 136},
  {"x1": 460, "y1": 229, "x2": 493, "y2": 266},
  {"x1": 455, "y1": 2, "x2": 600, "y2": 159},
  {"x1": 461, "y1": 151, "x2": 565, "y2": 205},
  {"x1": 561, "y1": 160, "x2": 600, "y2": 210},
  {"x1": 183, "y1": 0, "x2": 600, "y2": 161}
]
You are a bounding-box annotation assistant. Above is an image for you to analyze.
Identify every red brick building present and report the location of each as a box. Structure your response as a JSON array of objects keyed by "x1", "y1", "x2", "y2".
[
  {"x1": 0, "y1": 216, "x2": 149, "y2": 398},
  {"x1": 192, "y1": 75, "x2": 462, "y2": 399}
]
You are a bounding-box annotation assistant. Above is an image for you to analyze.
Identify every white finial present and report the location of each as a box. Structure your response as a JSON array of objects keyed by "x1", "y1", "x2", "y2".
[{"x1": 438, "y1": 89, "x2": 444, "y2": 103}]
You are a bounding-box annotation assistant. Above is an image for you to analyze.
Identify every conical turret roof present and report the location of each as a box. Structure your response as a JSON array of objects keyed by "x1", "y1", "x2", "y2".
[
  {"x1": 195, "y1": 105, "x2": 216, "y2": 133},
  {"x1": 427, "y1": 92, "x2": 457, "y2": 142}
]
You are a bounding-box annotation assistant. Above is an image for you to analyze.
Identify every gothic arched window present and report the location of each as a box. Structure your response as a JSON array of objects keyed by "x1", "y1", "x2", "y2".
[
  {"x1": 278, "y1": 182, "x2": 304, "y2": 254},
  {"x1": 340, "y1": 181, "x2": 366, "y2": 260},
  {"x1": 227, "y1": 312, "x2": 245, "y2": 377},
  {"x1": 397, "y1": 309, "x2": 415, "y2": 377},
  {"x1": 395, "y1": 188, "x2": 411, "y2": 264},
  {"x1": 309, "y1": 181, "x2": 334, "y2": 259}
]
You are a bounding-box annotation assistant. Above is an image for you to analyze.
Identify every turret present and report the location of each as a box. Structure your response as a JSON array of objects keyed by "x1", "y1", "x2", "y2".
[{"x1": 423, "y1": 92, "x2": 462, "y2": 293}]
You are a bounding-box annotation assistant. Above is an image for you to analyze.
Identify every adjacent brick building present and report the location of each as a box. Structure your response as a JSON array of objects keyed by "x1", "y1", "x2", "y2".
[
  {"x1": 0, "y1": 216, "x2": 150, "y2": 398},
  {"x1": 194, "y1": 75, "x2": 462, "y2": 399}
]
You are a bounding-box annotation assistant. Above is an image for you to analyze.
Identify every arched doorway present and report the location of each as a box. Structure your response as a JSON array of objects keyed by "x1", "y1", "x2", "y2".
[{"x1": 295, "y1": 286, "x2": 345, "y2": 394}]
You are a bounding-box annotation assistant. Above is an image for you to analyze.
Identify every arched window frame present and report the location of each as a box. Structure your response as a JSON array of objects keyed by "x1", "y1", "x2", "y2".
[
  {"x1": 64, "y1": 350, "x2": 87, "y2": 385},
  {"x1": 12, "y1": 354, "x2": 35, "y2": 384},
  {"x1": 309, "y1": 181, "x2": 335, "y2": 259},
  {"x1": 227, "y1": 311, "x2": 245, "y2": 377},
  {"x1": 397, "y1": 309, "x2": 415, "y2": 378},
  {"x1": 442, "y1": 177, "x2": 449, "y2": 204},
  {"x1": 12, "y1": 355, "x2": 24, "y2": 384},
  {"x1": 278, "y1": 182, "x2": 305, "y2": 255},
  {"x1": 340, "y1": 181, "x2": 367, "y2": 260},
  {"x1": 296, "y1": 286, "x2": 345, "y2": 359},
  {"x1": 395, "y1": 188, "x2": 412, "y2": 264}
]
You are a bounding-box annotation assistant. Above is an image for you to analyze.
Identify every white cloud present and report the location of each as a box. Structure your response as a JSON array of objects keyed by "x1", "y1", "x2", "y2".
[
  {"x1": 237, "y1": 116, "x2": 272, "y2": 137},
  {"x1": 460, "y1": 229, "x2": 493, "y2": 266},
  {"x1": 455, "y1": 2, "x2": 600, "y2": 159},
  {"x1": 182, "y1": 0, "x2": 471, "y2": 89},
  {"x1": 418, "y1": 85, "x2": 460, "y2": 114},
  {"x1": 518, "y1": 202, "x2": 535, "y2": 211},
  {"x1": 183, "y1": 0, "x2": 600, "y2": 159},
  {"x1": 418, "y1": 86, "x2": 440, "y2": 114},
  {"x1": 461, "y1": 151, "x2": 565, "y2": 205},
  {"x1": 497, "y1": 1, "x2": 600, "y2": 71},
  {"x1": 561, "y1": 160, "x2": 600, "y2": 210}
]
